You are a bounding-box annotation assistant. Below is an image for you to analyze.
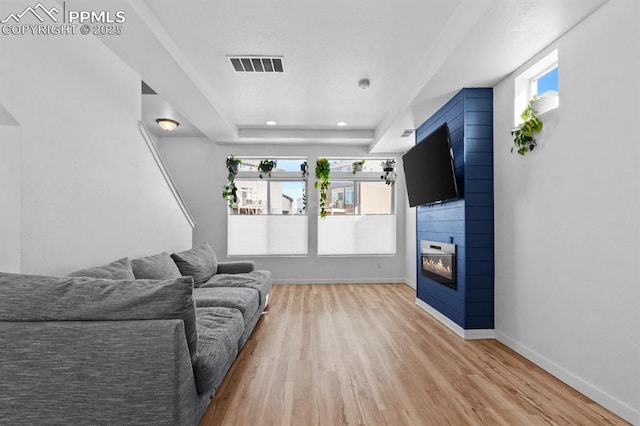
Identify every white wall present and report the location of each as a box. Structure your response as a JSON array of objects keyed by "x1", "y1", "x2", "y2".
[
  {"x1": 403, "y1": 191, "x2": 417, "y2": 289},
  {"x1": 0, "y1": 124, "x2": 21, "y2": 273},
  {"x1": 493, "y1": 1, "x2": 640, "y2": 423},
  {"x1": 0, "y1": 32, "x2": 192, "y2": 275},
  {"x1": 158, "y1": 137, "x2": 407, "y2": 284}
]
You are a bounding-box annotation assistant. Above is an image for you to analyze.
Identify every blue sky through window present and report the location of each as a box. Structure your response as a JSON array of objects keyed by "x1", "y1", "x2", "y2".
[
  {"x1": 282, "y1": 181, "x2": 304, "y2": 203},
  {"x1": 536, "y1": 67, "x2": 558, "y2": 95},
  {"x1": 276, "y1": 160, "x2": 305, "y2": 202},
  {"x1": 275, "y1": 159, "x2": 304, "y2": 172}
]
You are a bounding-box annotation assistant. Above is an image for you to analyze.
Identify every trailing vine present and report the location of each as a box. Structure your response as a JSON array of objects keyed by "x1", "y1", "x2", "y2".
[
  {"x1": 511, "y1": 96, "x2": 543, "y2": 155},
  {"x1": 300, "y1": 161, "x2": 309, "y2": 213},
  {"x1": 315, "y1": 158, "x2": 331, "y2": 218},
  {"x1": 381, "y1": 159, "x2": 397, "y2": 185},
  {"x1": 222, "y1": 156, "x2": 241, "y2": 208}
]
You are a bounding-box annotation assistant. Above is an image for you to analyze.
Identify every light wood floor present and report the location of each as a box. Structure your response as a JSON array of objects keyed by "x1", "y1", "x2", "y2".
[{"x1": 200, "y1": 284, "x2": 627, "y2": 425}]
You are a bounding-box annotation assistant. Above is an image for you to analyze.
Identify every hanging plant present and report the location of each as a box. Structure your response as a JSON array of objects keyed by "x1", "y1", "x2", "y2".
[
  {"x1": 511, "y1": 96, "x2": 543, "y2": 155},
  {"x1": 301, "y1": 185, "x2": 307, "y2": 213},
  {"x1": 222, "y1": 156, "x2": 241, "y2": 207},
  {"x1": 300, "y1": 160, "x2": 309, "y2": 179},
  {"x1": 315, "y1": 158, "x2": 331, "y2": 219},
  {"x1": 226, "y1": 155, "x2": 241, "y2": 175},
  {"x1": 352, "y1": 160, "x2": 365, "y2": 175},
  {"x1": 258, "y1": 159, "x2": 277, "y2": 178},
  {"x1": 381, "y1": 159, "x2": 397, "y2": 185}
]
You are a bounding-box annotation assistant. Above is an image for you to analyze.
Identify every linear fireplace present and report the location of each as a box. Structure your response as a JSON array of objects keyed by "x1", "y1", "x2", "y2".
[{"x1": 420, "y1": 240, "x2": 456, "y2": 289}]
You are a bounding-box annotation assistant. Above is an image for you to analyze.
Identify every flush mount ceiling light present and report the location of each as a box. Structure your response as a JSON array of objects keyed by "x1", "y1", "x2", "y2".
[
  {"x1": 266, "y1": 120, "x2": 277, "y2": 126},
  {"x1": 358, "y1": 78, "x2": 370, "y2": 91},
  {"x1": 336, "y1": 121, "x2": 347, "y2": 127},
  {"x1": 156, "y1": 118, "x2": 179, "y2": 131}
]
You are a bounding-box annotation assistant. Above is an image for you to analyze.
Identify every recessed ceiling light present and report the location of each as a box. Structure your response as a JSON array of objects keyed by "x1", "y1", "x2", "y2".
[
  {"x1": 266, "y1": 120, "x2": 277, "y2": 126},
  {"x1": 336, "y1": 121, "x2": 347, "y2": 127}
]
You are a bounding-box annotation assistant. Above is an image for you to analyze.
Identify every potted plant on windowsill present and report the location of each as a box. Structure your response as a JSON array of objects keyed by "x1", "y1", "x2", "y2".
[
  {"x1": 222, "y1": 155, "x2": 241, "y2": 207},
  {"x1": 531, "y1": 90, "x2": 559, "y2": 116},
  {"x1": 315, "y1": 158, "x2": 331, "y2": 218},
  {"x1": 352, "y1": 160, "x2": 365, "y2": 175},
  {"x1": 511, "y1": 96, "x2": 544, "y2": 155},
  {"x1": 258, "y1": 159, "x2": 277, "y2": 178}
]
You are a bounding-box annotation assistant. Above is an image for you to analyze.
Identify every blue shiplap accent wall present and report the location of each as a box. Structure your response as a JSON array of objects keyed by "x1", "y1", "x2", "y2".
[{"x1": 415, "y1": 88, "x2": 494, "y2": 330}]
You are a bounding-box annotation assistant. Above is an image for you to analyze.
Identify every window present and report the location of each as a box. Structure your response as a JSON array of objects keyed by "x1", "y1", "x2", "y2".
[
  {"x1": 317, "y1": 159, "x2": 396, "y2": 256},
  {"x1": 233, "y1": 180, "x2": 305, "y2": 215},
  {"x1": 345, "y1": 187, "x2": 354, "y2": 205},
  {"x1": 514, "y1": 49, "x2": 559, "y2": 124},
  {"x1": 326, "y1": 181, "x2": 393, "y2": 215},
  {"x1": 532, "y1": 66, "x2": 558, "y2": 97},
  {"x1": 227, "y1": 158, "x2": 308, "y2": 256}
]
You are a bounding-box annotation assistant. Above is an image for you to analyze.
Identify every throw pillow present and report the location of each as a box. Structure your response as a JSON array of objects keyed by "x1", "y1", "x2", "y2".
[
  {"x1": 67, "y1": 257, "x2": 135, "y2": 280},
  {"x1": 131, "y1": 252, "x2": 182, "y2": 280},
  {"x1": 0, "y1": 272, "x2": 198, "y2": 363},
  {"x1": 171, "y1": 243, "x2": 218, "y2": 286}
]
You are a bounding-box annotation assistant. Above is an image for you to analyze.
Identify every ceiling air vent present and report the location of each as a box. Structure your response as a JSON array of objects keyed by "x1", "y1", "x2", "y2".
[
  {"x1": 401, "y1": 129, "x2": 415, "y2": 137},
  {"x1": 229, "y1": 56, "x2": 284, "y2": 73}
]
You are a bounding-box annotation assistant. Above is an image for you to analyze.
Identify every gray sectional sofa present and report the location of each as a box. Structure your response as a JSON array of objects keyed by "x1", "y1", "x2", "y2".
[{"x1": 0, "y1": 243, "x2": 271, "y2": 425}]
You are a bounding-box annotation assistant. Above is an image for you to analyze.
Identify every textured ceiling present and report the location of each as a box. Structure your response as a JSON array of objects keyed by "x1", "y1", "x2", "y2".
[{"x1": 95, "y1": 0, "x2": 608, "y2": 152}]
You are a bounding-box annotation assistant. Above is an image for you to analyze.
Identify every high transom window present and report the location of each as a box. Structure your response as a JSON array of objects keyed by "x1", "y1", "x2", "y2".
[{"x1": 514, "y1": 49, "x2": 559, "y2": 125}]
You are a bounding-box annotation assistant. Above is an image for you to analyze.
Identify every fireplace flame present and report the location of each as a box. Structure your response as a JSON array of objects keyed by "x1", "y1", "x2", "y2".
[{"x1": 422, "y1": 256, "x2": 453, "y2": 279}]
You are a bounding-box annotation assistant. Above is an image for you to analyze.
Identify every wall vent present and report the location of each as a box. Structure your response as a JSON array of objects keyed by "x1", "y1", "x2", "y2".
[
  {"x1": 229, "y1": 56, "x2": 284, "y2": 73},
  {"x1": 401, "y1": 129, "x2": 415, "y2": 137}
]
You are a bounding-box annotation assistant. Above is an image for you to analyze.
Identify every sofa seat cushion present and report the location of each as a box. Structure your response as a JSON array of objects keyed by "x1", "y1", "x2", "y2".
[
  {"x1": 193, "y1": 287, "x2": 259, "y2": 326},
  {"x1": 193, "y1": 307, "x2": 244, "y2": 394},
  {"x1": 0, "y1": 272, "x2": 198, "y2": 364},
  {"x1": 171, "y1": 243, "x2": 218, "y2": 286},
  {"x1": 200, "y1": 270, "x2": 272, "y2": 306},
  {"x1": 67, "y1": 257, "x2": 135, "y2": 280},
  {"x1": 130, "y1": 252, "x2": 182, "y2": 280}
]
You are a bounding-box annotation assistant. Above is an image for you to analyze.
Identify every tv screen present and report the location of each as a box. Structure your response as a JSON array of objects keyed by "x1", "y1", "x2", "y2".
[{"x1": 402, "y1": 123, "x2": 459, "y2": 207}]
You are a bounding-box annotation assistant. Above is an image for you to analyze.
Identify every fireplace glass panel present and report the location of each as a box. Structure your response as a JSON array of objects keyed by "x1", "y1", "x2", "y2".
[{"x1": 420, "y1": 240, "x2": 456, "y2": 289}]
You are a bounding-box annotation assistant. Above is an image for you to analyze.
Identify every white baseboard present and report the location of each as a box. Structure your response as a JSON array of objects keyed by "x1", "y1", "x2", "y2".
[
  {"x1": 495, "y1": 331, "x2": 639, "y2": 425},
  {"x1": 403, "y1": 279, "x2": 416, "y2": 290},
  {"x1": 274, "y1": 278, "x2": 406, "y2": 285},
  {"x1": 415, "y1": 298, "x2": 495, "y2": 340}
]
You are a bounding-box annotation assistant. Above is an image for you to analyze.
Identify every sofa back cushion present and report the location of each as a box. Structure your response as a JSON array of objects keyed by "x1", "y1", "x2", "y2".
[
  {"x1": 0, "y1": 273, "x2": 198, "y2": 362},
  {"x1": 171, "y1": 243, "x2": 218, "y2": 286},
  {"x1": 67, "y1": 257, "x2": 135, "y2": 280},
  {"x1": 130, "y1": 252, "x2": 182, "y2": 280}
]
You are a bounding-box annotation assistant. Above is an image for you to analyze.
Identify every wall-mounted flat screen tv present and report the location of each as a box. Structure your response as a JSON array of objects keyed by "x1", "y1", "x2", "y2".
[{"x1": 402, "y1": 123, "x2": 459, "y2": 207}]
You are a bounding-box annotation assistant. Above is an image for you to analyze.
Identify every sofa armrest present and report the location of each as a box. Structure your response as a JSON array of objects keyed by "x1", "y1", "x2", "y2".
[
  {"x1": 216, "y1": 261, "x2": 255, "y2": 274},
  {"x1": 0, "y1": 319, "x2": 204, "y2": 425}
]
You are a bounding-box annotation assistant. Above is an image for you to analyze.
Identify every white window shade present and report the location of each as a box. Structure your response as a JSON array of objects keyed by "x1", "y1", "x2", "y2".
[
  {"x1": 318, "y1": 215, "x2": 396, "y2": 255},
  {"x1": 228, "y1": 215, "x2": 308, "y2": 256}
]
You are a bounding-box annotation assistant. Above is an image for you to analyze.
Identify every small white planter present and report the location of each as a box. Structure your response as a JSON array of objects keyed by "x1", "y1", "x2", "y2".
[{"x1": 533, "y1": 91, "x2": 559, "y2": 115}]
